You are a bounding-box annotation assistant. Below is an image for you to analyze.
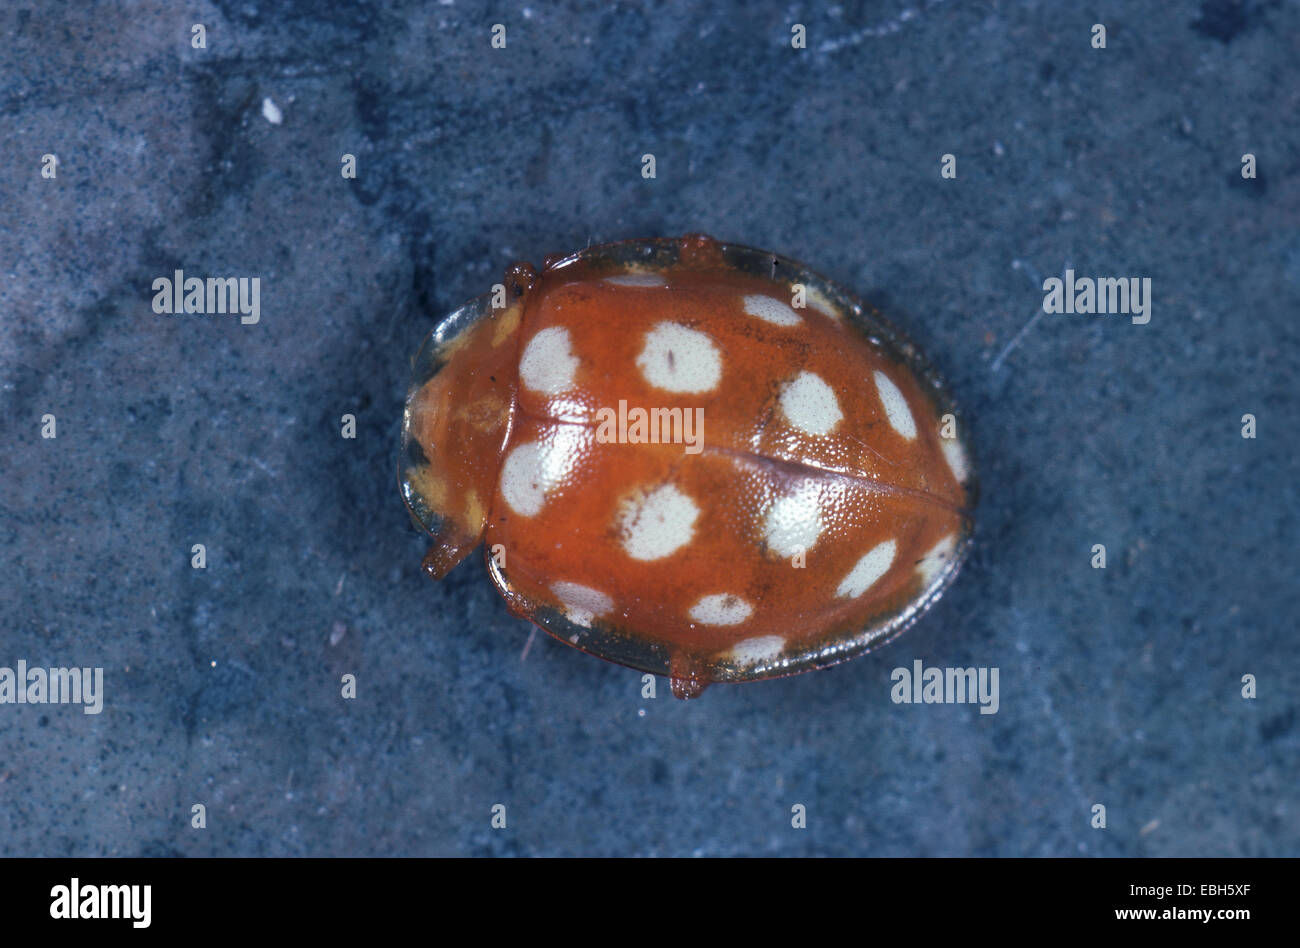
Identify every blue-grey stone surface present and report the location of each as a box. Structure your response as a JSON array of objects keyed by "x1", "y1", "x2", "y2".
[{"x1": 1, "y1": 0, "x2": 1296, "y2": 856}]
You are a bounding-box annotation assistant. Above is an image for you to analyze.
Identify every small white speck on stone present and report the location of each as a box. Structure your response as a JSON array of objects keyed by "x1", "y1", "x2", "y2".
[
  {"x1": 618, "y1": 483, "x2": 699, "y2": 560},
  {"x1": 550, "y1": 581, "x2": 614, "y2": 628},
  {"x1": 836, "y1": 539, "x2": 897, "y2": 598},
  {"x1": 728, "y1": 635, "x2": 785, "y2": 668},
  {"x1": 636, "y1": 322, "x2": 721, "y2": 393},
  {"x1": 779, "y1": 371, "x2": 843, "y2": 436},
  {"x1": 743, "y1": 294, "x2": 802, "y2": 327},
  {"x1": 688, "y1": 593, "x2": 753, "y2": 626},
  {"x1": 873, "y1": 370, "x2": 916, "y2": 439},
  {"x1": 261, "y1": 97, "x2": 283, "y2": 124},
  {"x1": 519, "y1": 326, "x2": 579, "y2": 395}
]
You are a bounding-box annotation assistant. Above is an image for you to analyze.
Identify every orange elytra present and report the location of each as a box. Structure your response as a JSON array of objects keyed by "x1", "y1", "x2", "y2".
[{"x1": 399, "y1": 235, "x2": 976, "y2": 698}]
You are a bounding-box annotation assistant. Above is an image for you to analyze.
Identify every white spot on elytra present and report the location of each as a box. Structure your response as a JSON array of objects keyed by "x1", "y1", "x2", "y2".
[
  {"x1": 805, "y1": 286, "x2": 842, "y2": 320},
  {"x1": 500, "y1": 443, "x2": 546, "y2": 516},
  {"x1": 689, "y1": 593, "x2": 753, "y2": 626},
  {"x1": 873, "y1": 370, "x2": 916, "y2": 439},
  {"x1": 604, "y1": 273, "x2": 666, "y2": 287},
  {"x1": 743, "y1": 294, "x2": 802, "y2": 327},
  {"x1": 762, "y1": 482, "x2": 825, "y2": 557},
  {"x1": 499, "y1": 443, "x2": 551, "y2": 516},
  {"x1": 728, "y1": 635, "x2": 785, "y2": 668},
  {"x1": 779, "y1": 371, "x2": 843, "y2": 436},
  {"x1": 636, "y1": 322, "x2": 721, "y2": 393},
  {"x1": 941, "y1": 438, "x2": 969, "y2": 483},
  {"x1": 916, "y1": 534, "x2": 957, "y2": 585},
  {"x1": 836, "y1": 539, "x2": 897, "y2": 598},
  {"x1": 519, "y1": 326, "x2": 579, "y2": 395},
  {"x1": 499, "y1": 428, "x2": 588, "y2": 516},
  {"x1": 550, "y1": 581, "x2": 614, "y2": 628},
  {"x1": 618, "y1": 483, "x2": 699, "y2": 560},
  {"x1": 261, "y1": 97, "x2": 283, "y2": 124}
]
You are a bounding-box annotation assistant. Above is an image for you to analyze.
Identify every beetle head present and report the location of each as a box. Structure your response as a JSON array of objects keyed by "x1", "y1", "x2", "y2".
[{"x1": 399, "y1": 263, "x2": 536, "y2": 578}]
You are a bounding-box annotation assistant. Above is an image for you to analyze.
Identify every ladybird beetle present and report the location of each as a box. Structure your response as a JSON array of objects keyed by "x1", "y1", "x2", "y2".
[{"x1": 400, "y1": 235, "x2": 975, "y2": 698}]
